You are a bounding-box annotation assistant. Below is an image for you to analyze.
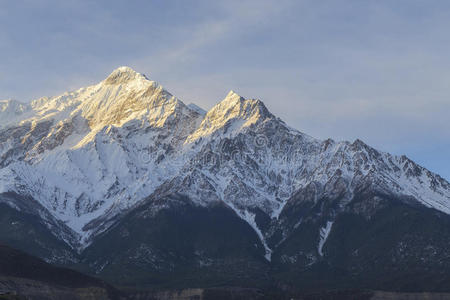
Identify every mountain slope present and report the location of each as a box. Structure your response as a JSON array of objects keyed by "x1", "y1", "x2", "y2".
[
  {"x1": 0, "y1": 67, "x2": 205, "y2": 247},
  {"x1": 1, "y1": 66, "x2": 450, "y2": 291},
  {"x1": 81, "y1": 196, "x2": 270, "y2": 288},
  {"x1": 0, "y1": 244, "x2": 119, "y2": 299},
  {"x1": 0, "y1": 192, "x2": 77, "y2": 264}
]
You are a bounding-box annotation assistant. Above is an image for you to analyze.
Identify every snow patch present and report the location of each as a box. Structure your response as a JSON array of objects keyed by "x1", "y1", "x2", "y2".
[
  {"x1": 225, "y1": 202, "x2": 272, "y2": 261},
  {"x1": 318, "y1": 221, "x2": 333, "y2": 256}
]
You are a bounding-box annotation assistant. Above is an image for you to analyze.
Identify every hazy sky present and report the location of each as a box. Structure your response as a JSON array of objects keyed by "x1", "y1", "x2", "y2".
[{"x1": 1, "y1": 0, "x2": 449, "y2": 180}]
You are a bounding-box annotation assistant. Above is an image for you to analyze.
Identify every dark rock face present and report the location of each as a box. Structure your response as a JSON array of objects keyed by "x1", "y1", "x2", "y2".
[
  {"x1": 4, "y1": 186, "x2": 450, "y2": 295},
  {"x1": 9, "y1": 191, "x2": 442, "y2": 294},
  {"x1": 271, "y1": 199, "x2": 450, "y2": 293},
  {"x1": 0, "y1": 193, "x2": 79, "y2": 262},
  {"x1": 0, "y1": 245, "x2": 120, "y2": 300},
  {"x1": 81, "y1": 196, "x2": 270, "y2": 288}
]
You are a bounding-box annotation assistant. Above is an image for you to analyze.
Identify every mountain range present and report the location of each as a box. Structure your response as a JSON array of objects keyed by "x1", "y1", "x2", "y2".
[{"x1": 1, "y1": 67, "x2": 450, "y2": 294}]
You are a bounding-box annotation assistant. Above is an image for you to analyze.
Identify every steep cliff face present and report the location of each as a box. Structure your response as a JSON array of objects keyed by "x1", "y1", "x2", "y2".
[{"x1": 1, "y1": 67, "x2": 450, "y2": 291}]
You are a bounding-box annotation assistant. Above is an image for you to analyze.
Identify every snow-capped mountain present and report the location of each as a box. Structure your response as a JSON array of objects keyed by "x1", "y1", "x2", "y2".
[
  {"x1": 0, "y1": 99, "x2": 33, "y2": 129},
  {"x1": 2, "y1": 67, "x2": 450, "y2": 291},
  {"x1": 1, "y1": 66, "x2": 449, "y2": 250}
]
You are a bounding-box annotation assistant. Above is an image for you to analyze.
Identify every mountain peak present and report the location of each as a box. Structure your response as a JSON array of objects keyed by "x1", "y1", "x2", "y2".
[
  {"x1": 104, "y1": 66, "x2": 148, "y2": 85},
  {"x1": 0, "y1": 99, "x2": 31, "y2": 129},
  {"x1": 0, "y1": 98, "x2": 28, "y2": 108},
  {"x1": 215, "y1": 90, "x2": 270, "y2": 119},
  {"x1": 185, "y1": 91, "x2": 272, "y2": 143},
  {"x1": 224, "y1": 90, "x2": 244, "y2": 102}
]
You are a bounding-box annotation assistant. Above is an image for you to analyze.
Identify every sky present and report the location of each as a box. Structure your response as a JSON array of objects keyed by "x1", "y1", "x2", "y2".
[{"x1": 0, "y1": 0, "x2": 449, "y2": 180}]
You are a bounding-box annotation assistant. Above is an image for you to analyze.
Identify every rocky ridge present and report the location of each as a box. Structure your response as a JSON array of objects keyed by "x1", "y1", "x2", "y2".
[{"x1": 0, "y1": 66, "x2": 449, "y2": 262}]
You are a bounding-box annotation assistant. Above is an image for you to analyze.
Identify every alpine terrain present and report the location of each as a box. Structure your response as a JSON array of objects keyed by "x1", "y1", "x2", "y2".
[{"x1": 1, "y1": 67, "x2": 450, "y2": 294}]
